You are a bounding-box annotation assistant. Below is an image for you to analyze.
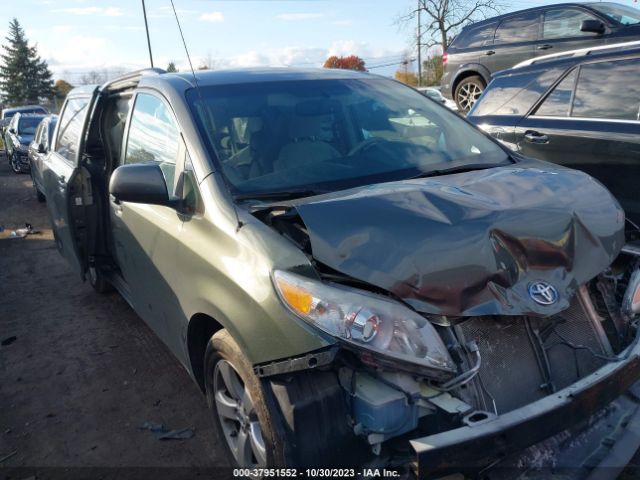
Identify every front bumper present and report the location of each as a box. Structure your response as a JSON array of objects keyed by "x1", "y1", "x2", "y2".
[
  {"x1": 12, "y1": 151, "x2": 30, "y2": 171},
  {"x1": 410, "y1": 334, "x2": 640, "y2": 479}
]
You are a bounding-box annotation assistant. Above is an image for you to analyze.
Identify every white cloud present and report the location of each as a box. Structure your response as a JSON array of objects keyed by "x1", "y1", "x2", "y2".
[
  {"x1": 199, "y1": 12, "x2": 224, "y2": 23},
  {"x1": 332, "y1": 20, "x2": 353, "y2": 27},
  {"x1": 51, "y1": 25, "x2": 73, "y2": 34},
  {"x1": 58, "y1": 7, "x2": 124, "y2": 17},
  {"x1": 276, "y1": 13, "x2": 324, "y2": 21},
  {"x1": 189, "y1": 42, "x2": 403, "y2": 72}
]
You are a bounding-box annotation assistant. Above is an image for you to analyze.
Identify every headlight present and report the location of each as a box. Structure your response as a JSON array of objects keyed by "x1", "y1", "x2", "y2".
[{"x1": 273, "y1": 270, "x2": 456, "y2": 378}]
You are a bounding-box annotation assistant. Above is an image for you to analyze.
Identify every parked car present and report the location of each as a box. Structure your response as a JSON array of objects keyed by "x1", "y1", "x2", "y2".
[
  {"x1": 467, "y1": 41, "x2": 640, "y2": 236},
  {"x1": 416, "y1": 86, "x2": 459, "y2": 111},
  {"x1": 4, "y1": 112, "x2": 47, "y2": 173},
  {"x1": 1, "y1": 104, "x2": 48, "y2": 137},
  {"x1": 28, "y1": 114, "x2": 58, "y2": 202},
  {"x1": 41, "y1": 67, "x2": 640, "y2": 477},
  {"x1": 441, "y1": 2, "x2": 640, "y2": 112}
]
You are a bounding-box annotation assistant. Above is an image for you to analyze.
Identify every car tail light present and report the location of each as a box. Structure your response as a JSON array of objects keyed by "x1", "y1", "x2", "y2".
[{"x1": 442, "y1": 52, "x2": 448, "y2": 65}]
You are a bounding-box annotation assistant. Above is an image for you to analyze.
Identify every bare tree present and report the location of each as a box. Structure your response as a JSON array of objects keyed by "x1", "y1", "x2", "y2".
[
  {"x1": 79, "y1": 70, "x2": 107, "y2": 85},
  {"x1": 399, "y1": 0, "x2": 502, "y2": 50}
]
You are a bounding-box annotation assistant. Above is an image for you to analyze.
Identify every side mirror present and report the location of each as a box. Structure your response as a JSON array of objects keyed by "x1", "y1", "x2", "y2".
[
  {"x1": 37, "y1": 143, "x2": 46, "y2": 153},
  {"x1": 581, "y1": 19, "x2": 605, "y2": 34},
  {"x1": 109, "y1": 163, "x2": 173, "y2": 207},
  {"x1": 8, "y1": 128, "x2": 15, "y2": 134}
]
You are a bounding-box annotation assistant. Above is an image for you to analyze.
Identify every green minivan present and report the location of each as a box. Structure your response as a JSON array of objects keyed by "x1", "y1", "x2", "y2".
[{"x1": 41, "y1": 67, "x2": 640, "y2": 477}]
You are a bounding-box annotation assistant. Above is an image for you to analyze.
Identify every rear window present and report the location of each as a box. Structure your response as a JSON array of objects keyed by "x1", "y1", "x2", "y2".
[
  {"x1": 469, "y1": 67, "x2": 563, "y2": 117},
  {"x1": 572, "y1": 58, "x2": 640, "y2": 120},
  {"x1": 534, "y1": 69, "x2": 577, "y2": 117},
  {"x1": 451, "y1": 22, "x2": 497, "y2": 49},
  {"x1": 494, "y1": 12, "x2": 540, "y2": 44}
]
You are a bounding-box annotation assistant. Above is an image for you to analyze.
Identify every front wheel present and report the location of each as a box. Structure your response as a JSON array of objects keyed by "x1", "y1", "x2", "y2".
[
  {"x1": 10, "y1": 152, "x2": 21, "y2": 174},
  {"x1": 205, "y1": 330, "x2": 284, "y2": 468},
  {"x1": 454, "y1": 75, "x2": 485, "y2": 113}
]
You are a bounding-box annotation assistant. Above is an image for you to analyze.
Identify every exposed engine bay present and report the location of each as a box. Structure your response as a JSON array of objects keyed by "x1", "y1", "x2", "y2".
[{"x1": 249, "y1": 165, "x2": 640, "y2": 477}]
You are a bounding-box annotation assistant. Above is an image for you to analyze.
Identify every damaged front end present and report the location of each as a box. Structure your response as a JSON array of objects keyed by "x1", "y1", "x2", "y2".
[{"x1": 250, "y1": 162, "x2": 640, "y2": 477}]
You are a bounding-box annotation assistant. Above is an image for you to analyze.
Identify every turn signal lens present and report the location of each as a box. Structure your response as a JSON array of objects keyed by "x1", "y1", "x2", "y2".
[
  {"x1": 623, "y1": 269, "x2": 640, "y2": 317},
  {"x1": 277, "y1": 277, "x2": 313, "y2": 316}
]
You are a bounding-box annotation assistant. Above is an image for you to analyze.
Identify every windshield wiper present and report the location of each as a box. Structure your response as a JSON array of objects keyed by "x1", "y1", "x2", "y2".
[
  {"x1": 409, "y1": 162, "x2": 511, "y2": 180},
  {"x1": 234, "y1": 189, "x2": 328, "y2": 202}
]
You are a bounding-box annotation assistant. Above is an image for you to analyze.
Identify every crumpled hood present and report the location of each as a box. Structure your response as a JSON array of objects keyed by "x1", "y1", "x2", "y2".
[{"x1": 290, "y1": 162, "x2": 625, "y2": 317}]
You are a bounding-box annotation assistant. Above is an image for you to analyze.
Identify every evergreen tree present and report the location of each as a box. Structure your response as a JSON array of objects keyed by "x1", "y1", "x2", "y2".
[
  {"x1": 166, "y1": 62, "x2": 178, "y2": 73},
  {"x1": 0, "y1": 18, "x2": 53, "y2": 106}
]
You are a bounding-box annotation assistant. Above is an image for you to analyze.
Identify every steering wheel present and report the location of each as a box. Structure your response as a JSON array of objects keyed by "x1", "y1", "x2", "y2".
[{"x1": 348, "y1": 137, "x2": 387, "y2": 156}]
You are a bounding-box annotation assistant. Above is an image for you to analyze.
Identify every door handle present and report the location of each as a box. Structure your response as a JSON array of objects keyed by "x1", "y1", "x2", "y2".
[
  {"x1": 485, "y1": 50, "x2": 496, "y2": 56},
  {"x1": 537, "y1": 44, "x2": 553, "y2": 50},
  {"x1": 524, "y1": 131, "x2": 549, "y2": 144}
]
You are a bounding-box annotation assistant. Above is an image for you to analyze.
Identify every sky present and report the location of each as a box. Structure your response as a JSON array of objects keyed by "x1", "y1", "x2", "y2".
[{"x1": 1, "y1": 0, "x2": 636, "y2": 82}]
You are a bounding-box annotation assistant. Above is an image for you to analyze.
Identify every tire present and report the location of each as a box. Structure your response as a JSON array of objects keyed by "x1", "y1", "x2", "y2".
[
  {"x1": 88, "y1": 266, "x2": 114, "y2": 293},
  {"x1": 205, "y1": 330, "x2": 285, "y2": 468},
  {"x1": 454, "y1": 75, "x2": 485, "y2": 113},
  {"x1": 9, "y1": 152, "x2": 21, "y2": 174}
]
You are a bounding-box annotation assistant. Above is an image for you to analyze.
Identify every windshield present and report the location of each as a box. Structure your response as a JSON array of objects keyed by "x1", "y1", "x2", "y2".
[
  {"x1": 187, "y1": 78, "x2": 509, "y2": 199},
  {"x1": 590, "y1": 3, "x2": 640, "y2": 25},
  {"x1": 18, "y1": 116, "x2": 43, "y2": 135}
]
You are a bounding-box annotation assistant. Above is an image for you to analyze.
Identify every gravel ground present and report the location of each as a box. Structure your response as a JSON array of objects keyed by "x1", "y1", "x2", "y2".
[{"x1": 0, "y1": 155, "x2": 224, "y2": 479}]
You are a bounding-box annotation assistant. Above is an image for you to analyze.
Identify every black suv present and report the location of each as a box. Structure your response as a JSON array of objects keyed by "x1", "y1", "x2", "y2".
[
  {"x1": 442, "y1": 2, "x2": 640, "y2": 111},
  {"x1": 4, "y1": 112, "x2": 46, "y2": 173},
  {"x1": 466, "y1": 41, "x2": 640, "y2": 233}
]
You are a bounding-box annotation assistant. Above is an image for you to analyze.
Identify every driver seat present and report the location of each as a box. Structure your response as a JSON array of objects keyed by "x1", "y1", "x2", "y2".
[{"x1": 274, "y1": 116, "x2": 340, "y2": 171}]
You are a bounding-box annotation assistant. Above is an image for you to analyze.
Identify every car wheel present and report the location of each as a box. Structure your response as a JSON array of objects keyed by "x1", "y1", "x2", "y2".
[
  {"x1": 455, "y1": 75, "x2": 485, "y2": 112},
  {"x1": 88, "y1": 266, "x2": 113, "y2": 293},
  {"x1": 10, "y1": 152, "x2": 21, "y2": 174},
  {"x1": 205, "y1": 330, "x2": 285, "y2": 468}
]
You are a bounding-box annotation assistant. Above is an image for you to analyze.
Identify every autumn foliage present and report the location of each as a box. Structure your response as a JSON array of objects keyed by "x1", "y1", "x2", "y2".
[
  {"x1": 394, "y1": 71, "x2": 419, "y2": 86},
  {"x1": 323, "y1": 55, "x2": 367, "y2": 72}
]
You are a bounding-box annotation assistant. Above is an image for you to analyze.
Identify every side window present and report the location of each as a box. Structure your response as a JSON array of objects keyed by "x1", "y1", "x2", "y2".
[
  {"x1": 179, "y1": 153, "x2": 203, "y2": 215},
  {"x1": 56, "y1": 97, "x2": 90, "y2": 163},
  {"x1": 543, "y1": 9, "x2": 598, "y2": 39},
  {"x1": 456, "y1": 23, "x2": 497, "y2": 48},
  {"x1": 125, "y1": 93, "x2": 179, "y2": 191},
  {"x1": 572, "y1": 58, "x2": 640, "y2": 121},
  {"x1": 494, "y1": 12, "x2": 540, "y2": 44},
  {"x1": 534, "y1": 69, "x2": 577, "y2": 117}
]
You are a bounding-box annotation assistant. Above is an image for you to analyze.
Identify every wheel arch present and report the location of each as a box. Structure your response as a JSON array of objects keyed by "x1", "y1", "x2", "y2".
[
  {"x1": 187, "y1": 312, "x2": 225, "y2": 392},
  {"x1": 452, "y1": 65, "x2": 490, "y2": 95}
]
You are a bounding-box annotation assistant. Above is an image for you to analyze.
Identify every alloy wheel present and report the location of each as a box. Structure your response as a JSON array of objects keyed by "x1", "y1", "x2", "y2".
[
  {"x1": 457, "y1": 83, "x2": 483, "y2": 111},
  {"x1": 213, "y1": 359, "x2": 267, "y2": 467},
  {"x1": 10, "y1": 153, "x2": 21, "y2": 173}
]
